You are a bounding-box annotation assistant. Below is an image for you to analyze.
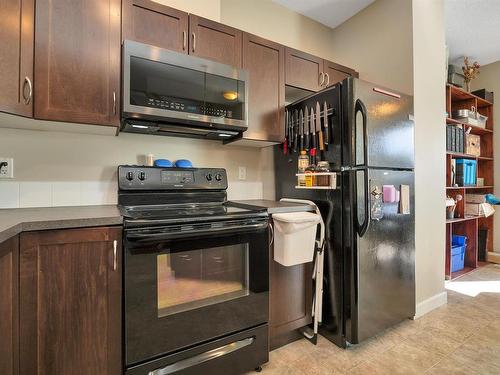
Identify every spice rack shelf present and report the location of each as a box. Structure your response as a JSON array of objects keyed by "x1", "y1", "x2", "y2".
[
  {"x1": 295, "y1": 173, "x2": 337, "y2": 190},
  {"x1": 445, "y1": 84, "x2": 494, "y2": 281}
]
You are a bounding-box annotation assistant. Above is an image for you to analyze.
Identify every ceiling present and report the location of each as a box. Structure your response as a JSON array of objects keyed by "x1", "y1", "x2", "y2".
[
  {"x1": 272, "y1": 0, "x2": 375, "y2": 29},
  {"x1": 446, "y1": 0, "x2": 500, "y2": 66}
]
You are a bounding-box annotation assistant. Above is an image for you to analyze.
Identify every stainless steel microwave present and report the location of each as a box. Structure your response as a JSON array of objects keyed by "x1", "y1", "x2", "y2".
[{"x1": 121, "y1": 40, "x2": 248, "y2": 140}]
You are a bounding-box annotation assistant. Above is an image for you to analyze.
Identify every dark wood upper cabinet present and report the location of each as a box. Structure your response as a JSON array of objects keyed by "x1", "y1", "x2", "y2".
[
  {"x1": 34, "y1": 0, "x2": 121, "y2": 126},
  {"x1": 0, "y1": 236, "x2": 19, "y2": 375},
  {"x1": 242, "y1": 33, "x2": 284, "y2": 143},
  {"x1": 323, "y1": 60, "x2": 358, "y2": 87},
  {"x1": 285, "y1": 47, "x2": 323, "y2": 92},
  {"x1": 0, "y1": 0, "x2": 34, "y2": 117},
  {"x1": 19, "y1": 227, "x2": 122, "y2": 375},
  {"x1": 189, "y1": 15, "x2": 242, "y2": 67},
  {"x1": 122, "y1": 0, "x2": 188, "y2": 53}
]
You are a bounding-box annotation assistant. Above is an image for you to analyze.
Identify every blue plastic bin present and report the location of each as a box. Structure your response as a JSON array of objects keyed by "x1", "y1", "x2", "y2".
[{"x1": 451, "y1": 235, "x2": 467, "y2": 272}]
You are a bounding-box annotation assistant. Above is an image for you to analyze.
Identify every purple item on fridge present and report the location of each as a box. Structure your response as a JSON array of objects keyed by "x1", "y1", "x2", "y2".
[{"x1": 383, "y1": 185, "x2": 396, "y2": 203}]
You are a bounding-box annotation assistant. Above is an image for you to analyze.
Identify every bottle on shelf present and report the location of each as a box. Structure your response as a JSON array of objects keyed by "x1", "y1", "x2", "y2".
[{"x1": 297, "y1": 151, "x2": 309, "y2": 187}]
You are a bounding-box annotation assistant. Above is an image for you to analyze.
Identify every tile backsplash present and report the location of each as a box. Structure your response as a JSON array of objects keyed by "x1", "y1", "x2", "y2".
[{"x1": 0, "y1": 180, "x2": 263, "y2": 208}]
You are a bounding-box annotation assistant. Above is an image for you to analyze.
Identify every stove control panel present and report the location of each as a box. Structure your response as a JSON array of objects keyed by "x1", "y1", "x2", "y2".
[{"x1": 118, "y1": 166, "x2": 227, "y2": 190}]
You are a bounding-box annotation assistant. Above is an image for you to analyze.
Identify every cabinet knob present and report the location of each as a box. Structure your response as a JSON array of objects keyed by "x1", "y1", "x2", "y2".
[
  {"x1": 112, "y1": 91, "x2": 117, "y2": 115},
  {"x1": 192, "y1": 32, "x2": 196, "y2": 53},
  {"x1": 319, "y1": 72, "x2": 325, "y2": 87},
  {"x1": 182, "y1": 31, "x2": 187, "y2": 51},
  {"x1": 325, "y1": 72, "x2": 330, "y2": 87},
  {"x1": 23, "y1": 76, "x2": 33, "y2": 105}
]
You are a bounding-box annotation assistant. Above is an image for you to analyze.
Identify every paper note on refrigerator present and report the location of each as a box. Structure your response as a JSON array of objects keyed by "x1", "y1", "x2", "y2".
[{"x1": 399, "y1": 185, "x2": 410, "y2": 214}]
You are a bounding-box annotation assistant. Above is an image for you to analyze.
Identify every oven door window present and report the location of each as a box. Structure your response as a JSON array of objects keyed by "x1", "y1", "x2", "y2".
[{"x1": 157, "y1": 244, "x2": 249, "y2": 317}]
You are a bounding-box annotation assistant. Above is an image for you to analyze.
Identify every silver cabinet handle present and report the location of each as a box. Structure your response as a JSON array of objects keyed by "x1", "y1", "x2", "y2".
[
  {"x1": 182, "y1": 31, "x2": 187, "y2": 50},
  {"x1": 113, "y1": 240, "x2": 117, "y2": 271},
  {"x1": 192, "y1": 32, "x2": 196, "y2": 53},
  {"x1": 112, "y1": 91, "x2": 117, "y2": 115},
  {"x1": 325, "y1": 72, "x2": 330, "y2": 87},
  {"x1": 23, "y1": 76, "x2": 32, "y2": 105},
  {"x1": 319, "y1": 72, "x2": 324, "y2": 87}
]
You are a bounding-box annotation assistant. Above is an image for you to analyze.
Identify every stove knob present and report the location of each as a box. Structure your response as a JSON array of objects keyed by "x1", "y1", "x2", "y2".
[
  {"x1": 215, "y1": 173, "x2": 222, "y2": 181},
  {"x1": 138, "y1": 171, "x2": 146, "y2": 181},
  {"x1": 126, "y1": 171, "x2": 134, "y2": 181},
  {"x1": 206, "y1": 173, "x2": 213, "y2": 181}
]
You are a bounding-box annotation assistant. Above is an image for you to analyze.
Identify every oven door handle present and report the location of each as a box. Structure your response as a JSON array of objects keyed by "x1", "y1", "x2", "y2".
[
  {"x1": 148, "y1": 336, "x2": 255, "y2": 375},
  {"x1": 126, "y1": 221, "x2": 268, "y2": 242}
]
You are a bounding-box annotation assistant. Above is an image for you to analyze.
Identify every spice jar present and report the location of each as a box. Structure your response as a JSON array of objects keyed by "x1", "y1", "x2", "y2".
[
  {"x1": 316, "y1": 161, "x2": 331, "y2": 186},
  {"x1": 297, "y1": 151, "x2": 309, "y2": 187}
]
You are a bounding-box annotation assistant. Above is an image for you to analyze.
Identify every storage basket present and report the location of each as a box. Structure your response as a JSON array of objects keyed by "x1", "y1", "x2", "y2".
[
  {"x1": 451, "y1": 235, "x2": 467, "y2": 272},
  {"x1": 272, "y1": 211, "x2": 321, "y2": 266}
]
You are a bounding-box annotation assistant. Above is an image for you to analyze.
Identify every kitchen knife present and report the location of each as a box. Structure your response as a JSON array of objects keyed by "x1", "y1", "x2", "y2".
[
  {"x1": 288, "y1": 109, "x2": 293, "y2": 149},
  {"x1": 293, "y1": 109, "x2": 299, "y2": 153},
  {"x1": 304, "y1": 106, "x2": 310, "y2": 151},
  {"x1": 310, "y1": 107, "x2": 317, "y2": 152},
  {"x1": 323, "y1": 101, "x2": 329, "y2": 149},
  {"x1": 316, "y1": 102, "x2": 324, "y2": 153},
  {"x1": 299, "y1": 109, "x2": 304, "y2": 151}
]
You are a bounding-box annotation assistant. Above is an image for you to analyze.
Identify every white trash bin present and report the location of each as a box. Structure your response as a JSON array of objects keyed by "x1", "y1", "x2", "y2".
[{"x1": 272, "y1": 211, "x2": 321, "y2": 266}]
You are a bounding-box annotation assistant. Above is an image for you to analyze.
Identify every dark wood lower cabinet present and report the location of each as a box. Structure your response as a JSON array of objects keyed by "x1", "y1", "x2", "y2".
[
  {"x1": 269, "y1": 235, "x2": 312, "y2": 349},
  {"x1": 0, "y1": 236, "x2": 19, "y2": 375},
  {"x1": 19, "y1": 227, "x2": 122, "y2": 375}
]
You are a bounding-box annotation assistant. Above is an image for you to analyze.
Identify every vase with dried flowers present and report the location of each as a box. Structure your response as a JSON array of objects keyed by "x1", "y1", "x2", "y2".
[{"x1": 462, "y1": 57, "x2": 480, "y2": 92}]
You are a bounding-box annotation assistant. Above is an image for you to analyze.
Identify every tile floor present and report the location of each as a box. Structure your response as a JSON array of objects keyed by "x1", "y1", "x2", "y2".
[{"x1": 258, "y1": 264, "x2": 500, "y2": 374}]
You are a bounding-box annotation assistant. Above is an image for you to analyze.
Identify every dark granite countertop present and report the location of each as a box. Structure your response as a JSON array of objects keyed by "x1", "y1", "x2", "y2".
[
  {"x1": 228, "y1": 199, "x2": 315, "y2": 214},
  {"x1": 0, "y1": 205, "x2": 122, "y2": 243}
]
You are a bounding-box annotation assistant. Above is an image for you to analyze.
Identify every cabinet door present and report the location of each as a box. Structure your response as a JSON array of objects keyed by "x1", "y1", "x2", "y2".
[
  {"x1": 189, "y1": 15, "x2": 242, "y2": 67},
  {"x1": 0, "y1": 0, "x2": 34, "y2": 117},
  {"x1": 0, "y1": 236, "x2": 19, "y2": 375},
  {"x1": 323, "y1": 60, "x2": 358, "y2": 87},
  {"x1": 243, "y1": 33, "x2": 284, "y2": 142},
  {"x1": 285, "y1": 47, "x2": 323, "y2": 92},
  {"x1": 269, "y1": 235, "x2": 312, "y2": 349},
  {"x1": 19, "y1": 227, "x2": 122, "y2": 375},
  {"x1": 122, "y1": 0, "x2": 188, "y2": 53},
  {"x1": 34, "y1": 0, "x2": 121, "y2": 126}
]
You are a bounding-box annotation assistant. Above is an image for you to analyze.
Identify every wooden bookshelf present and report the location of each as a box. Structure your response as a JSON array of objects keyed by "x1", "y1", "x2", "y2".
[{"x1": 445, "y1": 84, "x2": 494, "y2": 280}]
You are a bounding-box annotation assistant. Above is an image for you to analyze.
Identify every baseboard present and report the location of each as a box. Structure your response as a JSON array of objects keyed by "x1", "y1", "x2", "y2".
[
  {"x1": 414, "y1": 291, "x2": 447, "y2": 319},
  {"x1": 487, "y1": 251, "x2": 500, "y2": 264}
]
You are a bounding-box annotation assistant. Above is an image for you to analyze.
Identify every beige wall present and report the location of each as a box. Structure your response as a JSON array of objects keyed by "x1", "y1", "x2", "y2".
[
  {"x1": 472, "y1": 61, "x2": 500, "y2": 254},
  {"x1": 329, "y1": 0, "x2": 414, "y2": 95},
  {"x1": 412, "y1": 0, "x2": 446, "y2": 311},
  {"x1": 220, "y1": 0, "x2": 336, "y2": 61}
]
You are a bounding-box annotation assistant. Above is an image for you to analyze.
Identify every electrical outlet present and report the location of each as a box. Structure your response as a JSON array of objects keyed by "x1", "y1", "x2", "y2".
[
  {"x1": 0, "y1": 158, "x2": 14, "y2": 178},
  {"x1": 238, "y1": 166, "x2": 247, "y2": 180}
]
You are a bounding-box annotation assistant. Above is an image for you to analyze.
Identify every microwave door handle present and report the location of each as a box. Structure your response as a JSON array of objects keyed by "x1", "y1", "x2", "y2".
[{"x1": 148, "y1": 337, "x2": 255, "y2": 375}]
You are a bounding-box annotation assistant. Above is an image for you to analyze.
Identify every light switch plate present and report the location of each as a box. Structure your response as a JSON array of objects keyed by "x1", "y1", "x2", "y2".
[
  {"x1": 238, "y1": 166, "x2": 247, "y2": 180},
  {"x1": 0, "y1": 158, "x2": 13, "y2": 179}
]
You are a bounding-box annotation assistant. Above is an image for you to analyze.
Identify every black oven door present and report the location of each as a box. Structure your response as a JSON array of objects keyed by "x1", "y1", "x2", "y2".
[{"x1": 124, "y1": 216, "x2": 269, "y2": 366}]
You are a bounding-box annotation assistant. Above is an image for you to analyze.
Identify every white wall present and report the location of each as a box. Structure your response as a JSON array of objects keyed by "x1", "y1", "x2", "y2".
[
  {"x1": 412, "y1": 0, "x2": 447, "y2": 314},
  {"x1": 472, "y1": 61, "x2": 500, "y2": 255}
]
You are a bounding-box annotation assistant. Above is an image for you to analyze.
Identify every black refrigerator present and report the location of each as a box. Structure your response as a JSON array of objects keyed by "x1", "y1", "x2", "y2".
[{"x1": 274, "y1": 77, "x2": 415, "y2": 347}]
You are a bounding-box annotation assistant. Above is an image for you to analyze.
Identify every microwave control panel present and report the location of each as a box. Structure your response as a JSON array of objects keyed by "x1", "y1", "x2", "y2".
[
  {"x1": 131, "y1": 94, "x2": 239, "y2": 119},
  {"x1": 118, "y1": 166, "x2": 228, "y2": 190}
]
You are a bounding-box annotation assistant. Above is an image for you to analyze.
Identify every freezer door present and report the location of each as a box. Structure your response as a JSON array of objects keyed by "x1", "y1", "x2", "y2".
[
  {"x1": 343, "y1": 77, "x2": 414, "y2": 169},
  {"x1": 348, "y1": 168, "x2": 415, "y2": 344}
]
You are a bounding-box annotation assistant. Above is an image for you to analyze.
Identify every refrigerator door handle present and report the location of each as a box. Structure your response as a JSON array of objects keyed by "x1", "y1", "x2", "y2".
[
  {"x1": 354, "y1": 169, "x2": 370, "y2": 238},
  {"x1": 354, "y1": 99, "x2": 368, "y2": 167}
]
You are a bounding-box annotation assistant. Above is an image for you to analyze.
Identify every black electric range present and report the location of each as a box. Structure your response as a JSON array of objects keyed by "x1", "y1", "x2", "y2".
[{"x1": 118, "y1": 166, "x2": 270, "y2": 375}]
